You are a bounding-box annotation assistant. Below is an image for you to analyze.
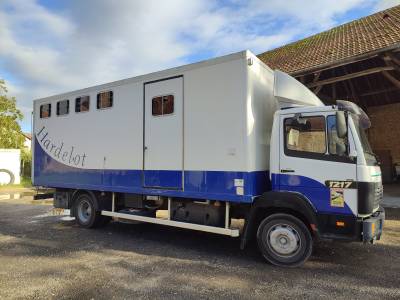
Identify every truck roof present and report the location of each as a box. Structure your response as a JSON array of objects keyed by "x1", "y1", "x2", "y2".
[{"x1": 33, "y1": 50, "x2": 265, "y2": 103}]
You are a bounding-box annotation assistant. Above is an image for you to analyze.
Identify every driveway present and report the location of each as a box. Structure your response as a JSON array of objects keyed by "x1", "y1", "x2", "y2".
[
  {"x1": 0, "y1": 194, "x2": 399, "y2": 299},
  {"x1": 383, "y1": 183, "x2": 400, "y2": 208}
]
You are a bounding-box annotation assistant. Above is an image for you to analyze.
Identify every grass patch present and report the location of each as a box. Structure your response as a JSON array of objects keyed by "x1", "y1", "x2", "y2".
[{"x1": 0, "y1": 177, "x2": 32, "y2": 189}]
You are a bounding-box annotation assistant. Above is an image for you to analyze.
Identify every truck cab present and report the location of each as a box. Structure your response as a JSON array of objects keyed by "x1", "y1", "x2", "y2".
[{"x1": 250, "y1": 100, "x2": 384, "y2": 266}]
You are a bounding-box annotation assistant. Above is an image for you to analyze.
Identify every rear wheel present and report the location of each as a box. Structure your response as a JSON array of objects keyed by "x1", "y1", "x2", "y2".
[
  {"x1": 257, "y1": 213, "x2": 312, "y2": 267},
  {"x1": 74, "y1": 193, "x2": 110, "y2": 228}
]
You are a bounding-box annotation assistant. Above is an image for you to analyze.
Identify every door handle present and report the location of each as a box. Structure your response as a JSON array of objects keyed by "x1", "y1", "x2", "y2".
[
  {"x1": 281, "y1": 169, "x2": 295, "y2": 173},
  {"x1": 144, "y1": 146, "x2": 148, "y2": 151}
]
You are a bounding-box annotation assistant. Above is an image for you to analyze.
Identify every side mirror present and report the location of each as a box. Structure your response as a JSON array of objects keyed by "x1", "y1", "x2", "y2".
[
  {"x1": 336, "y1": 111, "x2": 347, "y2": 138},
  {"x1": 336, "y1": 143, "x2": 346, "y2": 156}
]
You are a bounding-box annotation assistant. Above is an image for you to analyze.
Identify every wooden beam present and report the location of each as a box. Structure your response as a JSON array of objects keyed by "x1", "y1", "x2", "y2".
[
  {"x1": 347, "y1": 78, "x2": 363, "y2": 107},
  {"x1": 340, "y1": 65, "x2": 363, "y2": 106},
  {"x1": 332, "y1": 83, "x2": 337, "y2": 100},
  {"x1": 382, "y1": 71, "x2": 400, "y2": 89},
  {"x1": 386, "y1": 52, "x2": 400, "y2": 67},
  {"x1": 359, "y1": 86, "x2": 399, "y2": 97},
  {"x1": 320, "y1": 92, "x2": 332, "y2": 99},
  {"x1": 311, "y1": 72, "x2": 322, "y2": 95},
  {"x1": 307, "y1": 66, "x2": 395, "y2": 88},
  {"x1": 313, "y1": 72, "x2": 321, "y2": 83},
  {"x1": 382, "y1": 53, "x2": 400, "y2": 73},
  {"x1": 313, "y1": 85, "x2": 323, "y2": 95},
  {"x1": 330, "y1": 69, "x2": 336, "y2": 100}
]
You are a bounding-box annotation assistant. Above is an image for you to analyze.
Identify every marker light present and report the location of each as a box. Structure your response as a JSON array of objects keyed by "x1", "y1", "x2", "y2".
[{"x1": 336, "y1": 221, "x2": 345, "y2": 227}]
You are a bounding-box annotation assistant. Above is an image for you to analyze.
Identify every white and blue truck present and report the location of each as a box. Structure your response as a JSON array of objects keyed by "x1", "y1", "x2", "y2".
[{"x1": 32, "y1": 51, "x2": 384, "y2": 266}]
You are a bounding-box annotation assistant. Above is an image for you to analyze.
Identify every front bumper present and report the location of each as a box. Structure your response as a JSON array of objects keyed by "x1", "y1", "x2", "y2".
[
  {"x1": 361, "y1": 206, "x2": 385, "y2": 243},
  {"x1": 317, "y1": 206, "x2": 385, "y2": 242}
]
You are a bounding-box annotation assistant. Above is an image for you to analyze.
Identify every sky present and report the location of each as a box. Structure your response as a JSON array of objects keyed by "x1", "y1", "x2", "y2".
[{"x1": 0, "y1": 0, "x2": 399, "y2": 132}]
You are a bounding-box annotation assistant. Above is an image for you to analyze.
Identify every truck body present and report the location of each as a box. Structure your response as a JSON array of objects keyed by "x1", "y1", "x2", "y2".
[{"x1": 32, "y1": 50, "x2": 384, "y2": 266}]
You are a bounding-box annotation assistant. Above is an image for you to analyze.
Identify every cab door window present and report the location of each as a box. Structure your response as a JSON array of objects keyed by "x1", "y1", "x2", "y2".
[{"x1": 284, "y1": 116, "x2": 326, "y2": 158}]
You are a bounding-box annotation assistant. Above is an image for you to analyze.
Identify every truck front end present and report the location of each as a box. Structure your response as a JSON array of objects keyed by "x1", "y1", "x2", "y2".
[
  {"x1": 337, "y1": 100, "x2": 384, "y2": 243},
  {"x1": 273, "y1": 100, "x2": 385, "y2": 244},
  {"x1": 246, "y1": 71, "x2": 387, "y2": 267}
]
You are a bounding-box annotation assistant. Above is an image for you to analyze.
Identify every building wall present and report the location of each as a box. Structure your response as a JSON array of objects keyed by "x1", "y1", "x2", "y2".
[
  {"x1": 0, "y1": 149, "x2": 21, "y2": 184},
  {"x1": 368, "y1": 102, "x2": 400, "y2": 165},
  {"x1": 24, "y1": 137, "x2": 31, "y2": 150}
]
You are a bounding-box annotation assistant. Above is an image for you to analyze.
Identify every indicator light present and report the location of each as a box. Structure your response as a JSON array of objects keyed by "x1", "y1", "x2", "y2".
[{"x1": 336, "y1": 221, "x2": 345, "y2": 227}]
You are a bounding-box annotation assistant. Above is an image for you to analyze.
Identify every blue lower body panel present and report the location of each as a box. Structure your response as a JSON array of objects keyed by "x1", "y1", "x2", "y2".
[
  {"x1": 144, "y1": 170, "x2": 182, "y2": 189},
  {"x1": 271, "y1": 173, "x2": 354, "y2": 215},
  {"x1": 34, "y1": 139, "x2": 270, "y2": 203}
]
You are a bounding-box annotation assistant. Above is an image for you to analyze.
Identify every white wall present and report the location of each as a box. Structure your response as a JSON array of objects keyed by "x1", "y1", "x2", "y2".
[
  {"x1": 23, "y1": 137, "x2": 31, "y2": 150},
  {"x1": 0, "y1": 149, "x2": 21, "y2": 184}
]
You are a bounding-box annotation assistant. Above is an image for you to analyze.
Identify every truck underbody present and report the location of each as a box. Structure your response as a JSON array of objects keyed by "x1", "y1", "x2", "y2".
[{"x1": 53, "y1": 187, "x2": 385, "y2": 267}]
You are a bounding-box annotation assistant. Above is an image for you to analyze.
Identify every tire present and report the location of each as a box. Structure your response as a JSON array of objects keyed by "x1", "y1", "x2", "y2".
[
  {"x1": 73, "y1": 193, "x2": 110, "y2": 228},
  {"x1": 256, "y1": 213, "x2": 313, "y2": 267},
  {"x1": 0, "y1": 169, "x2": 15, "y2": 185}
]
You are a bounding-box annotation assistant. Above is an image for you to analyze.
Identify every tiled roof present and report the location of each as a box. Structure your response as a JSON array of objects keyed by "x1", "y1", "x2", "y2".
[{"x1": 257, "y1": 5, "x2": 400, "y2": 74}]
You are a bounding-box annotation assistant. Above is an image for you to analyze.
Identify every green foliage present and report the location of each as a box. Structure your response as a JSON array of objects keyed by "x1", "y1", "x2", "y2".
[
  {"x1": 0, "y1": 176, "x2": 32, "y2": 189},
  {"x1": 21, "y1": 148, "x2": 32, "y2": 178},
  {"x1": 21, "y1": 148, "x2": 31, "y2": 163},
  {"x1": 0, "y1": 79, "x2": 25, "y2": 149}
]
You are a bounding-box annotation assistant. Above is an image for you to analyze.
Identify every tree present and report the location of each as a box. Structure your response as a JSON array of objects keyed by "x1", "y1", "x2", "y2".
[{"x1": 0, "y1": 79, "x2": 24, "y2": 149}]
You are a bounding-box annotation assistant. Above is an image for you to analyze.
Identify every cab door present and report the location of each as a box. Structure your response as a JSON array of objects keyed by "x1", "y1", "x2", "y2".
[{"x1": 278, "y1": 112, "x2": 357, "y2": 215}]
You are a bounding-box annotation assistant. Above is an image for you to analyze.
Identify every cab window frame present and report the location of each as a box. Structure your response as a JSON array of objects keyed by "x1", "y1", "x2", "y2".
[
  {"x1": 283, "y1": 114, "x2": 355, "y2": 163},
  {"x1": 283, "y1": 115, "x2": 327, "y2": 160}
]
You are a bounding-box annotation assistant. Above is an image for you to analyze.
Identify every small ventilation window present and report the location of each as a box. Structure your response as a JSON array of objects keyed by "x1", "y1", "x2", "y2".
[
  {"x1": 75, "y1": 96, "x2": 90, "y2": 113},
  {"x1": 97, "y1": 91, "x2": 113, "y2": 109},
  {"x1": 152, "y1": 95, "x2": 174, "y2": 116},
  {"x1": 56, "y1": 100, "x2": 69, "y2": 116},
  {"x1": 40, "y1": 103, "x2": 51, "y2": 118}
]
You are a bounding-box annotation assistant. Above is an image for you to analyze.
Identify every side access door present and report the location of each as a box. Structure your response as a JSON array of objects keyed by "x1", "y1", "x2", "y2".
[
  {"x1": 277, "y1": 112, "x2": 358, "y2": 216},
  {"x1": 143, "y1": 76, "x2": 183, "y2": 189}
]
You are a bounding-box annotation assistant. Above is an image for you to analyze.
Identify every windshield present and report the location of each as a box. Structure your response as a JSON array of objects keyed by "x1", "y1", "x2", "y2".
[{"x1": 351, "y1": 114, "x2": 377, "y2": 165}]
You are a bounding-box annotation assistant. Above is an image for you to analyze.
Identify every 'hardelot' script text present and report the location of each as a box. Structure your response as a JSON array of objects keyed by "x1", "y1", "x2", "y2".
[{"x1": 36, "y1": 126, "x2": 87, "y2": 167}]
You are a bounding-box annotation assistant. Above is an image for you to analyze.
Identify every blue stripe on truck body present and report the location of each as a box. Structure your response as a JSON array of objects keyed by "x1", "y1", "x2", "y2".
[
  {"x1": 271, "y1": 173, "x2": 354, "y2": 215},
  {"x1": 33, "y1": 139, "x2": 270, "y2": 203},
  {"x1": 34, "y1": 139, "x2": 354, "y2": 215}
]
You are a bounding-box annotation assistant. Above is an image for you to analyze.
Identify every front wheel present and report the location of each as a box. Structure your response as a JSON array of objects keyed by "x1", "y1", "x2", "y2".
[{"x1": 257, "y1": 213, "x2": 313, "y2": 267}]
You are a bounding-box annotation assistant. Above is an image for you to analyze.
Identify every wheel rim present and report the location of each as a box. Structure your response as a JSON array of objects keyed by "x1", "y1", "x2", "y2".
[
  {"x1": 266, "y1": 223, "x2": 301, "y2": 257},
  {"x1": 77, "y1": 199, "x2": 92, "y2": 224}
]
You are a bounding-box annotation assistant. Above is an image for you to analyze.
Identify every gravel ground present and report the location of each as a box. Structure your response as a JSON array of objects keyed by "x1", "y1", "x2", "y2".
[{"x1": 0, "y1": 196, "x2": 399, "y2": 300}]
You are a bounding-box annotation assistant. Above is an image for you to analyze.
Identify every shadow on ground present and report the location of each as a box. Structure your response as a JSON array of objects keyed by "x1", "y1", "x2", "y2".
[{"x1": 0, "y1": 201, "x2": 399, "y2": 299}]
